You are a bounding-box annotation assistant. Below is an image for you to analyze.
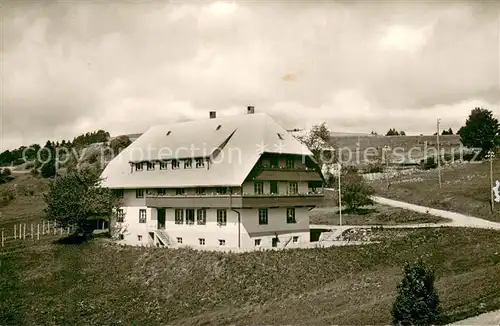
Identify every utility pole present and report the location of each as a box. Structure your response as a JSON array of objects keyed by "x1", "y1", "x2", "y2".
[
  {"x1": 437, "y1": 118, "x2": 442, "y2": 188},
  {"x1": 383, "y1": 145, "x2": 391, "y2": 189},
  {"x1": 338, "y1": 162, "x2": 342, "y2": 228},
  {"x1": 486, "y1": 150, "x2": 495, "y2": 211}
]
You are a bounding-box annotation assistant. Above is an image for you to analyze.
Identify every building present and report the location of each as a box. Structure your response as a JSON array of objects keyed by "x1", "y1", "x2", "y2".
[{"x1": 100, "y1": 107, "x2": 325, "y2": 250}]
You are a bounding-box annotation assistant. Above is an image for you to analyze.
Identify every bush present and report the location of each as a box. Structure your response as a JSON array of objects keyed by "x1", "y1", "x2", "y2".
[
  {"x1": 366, "y1": 162, "x2": 384, "y2": 173},
  {"x1": 392, "y1": 260, "x2": 441, "y2": 325},
  {"x1": 420, "y1": 157, "x2": 437, "y2": 170},
  {"x1": 341, "y1": 165, "x2": 375, "y2": 211}
]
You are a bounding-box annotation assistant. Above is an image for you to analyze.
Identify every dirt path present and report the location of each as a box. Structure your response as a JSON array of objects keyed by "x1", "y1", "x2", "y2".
[
  {"x1": 449, "y1": 309, "x2": 500, "y2": 325},
  {"x1": 372, "y1": 196, "x2": 500, "y2": 229}
]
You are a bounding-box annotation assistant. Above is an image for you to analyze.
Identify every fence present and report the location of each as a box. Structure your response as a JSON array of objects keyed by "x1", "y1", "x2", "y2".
[{"x1": 1, "y1": 221, "x2": 73, "y2": 248}]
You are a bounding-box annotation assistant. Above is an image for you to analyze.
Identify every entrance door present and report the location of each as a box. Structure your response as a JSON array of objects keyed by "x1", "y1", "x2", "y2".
[
  {"x1": 270, "y1": 181, "x2": 278, "y2": 195},
  {"x1": 272, "y1": 237, "x2": 279, "y2": 247},
  {"x1": 157, "y1": 208, "x2": 166, "y2": 230}
]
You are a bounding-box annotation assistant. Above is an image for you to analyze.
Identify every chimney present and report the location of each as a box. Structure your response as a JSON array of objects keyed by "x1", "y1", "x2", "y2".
[
  {"x1": 209, "y1": 111, "x2": 216, "y2": 119},
  {"x1": 247, "y1": 106, "x2": 255, "y2": 114}
]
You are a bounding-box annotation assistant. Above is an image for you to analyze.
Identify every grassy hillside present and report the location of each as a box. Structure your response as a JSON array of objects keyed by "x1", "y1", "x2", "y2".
[
  {"x1": 371, "y1": 160, "x2": 500, "y2": 221},
  {"x1": 1, "y1": 228, "x2": 500, "y2": 325}
]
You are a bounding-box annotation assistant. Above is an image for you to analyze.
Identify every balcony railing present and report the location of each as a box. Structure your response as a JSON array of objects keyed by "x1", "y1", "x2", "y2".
[{"x1": 145, "y1": 191, "x2": 324, "y2": 208}]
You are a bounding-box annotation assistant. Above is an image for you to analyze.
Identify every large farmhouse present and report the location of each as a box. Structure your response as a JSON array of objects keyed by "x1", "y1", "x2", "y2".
[{"x1": 100, "y1": 107, "x2": 325, "y2": 250}]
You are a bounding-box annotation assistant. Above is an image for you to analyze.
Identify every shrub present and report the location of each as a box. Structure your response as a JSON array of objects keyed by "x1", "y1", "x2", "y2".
[
  {"x1": 392, "y1": 260, "x2": 441, "y2": 325},
  {"x1": 366, "y1": 162, "x2": 384, "y2": 173},
  {"x1": 420, "y1": 157, "x2": 437, "y2": 170},
  {"x1": 341, "y1": 165, "x2": 375, "y2": 211}
]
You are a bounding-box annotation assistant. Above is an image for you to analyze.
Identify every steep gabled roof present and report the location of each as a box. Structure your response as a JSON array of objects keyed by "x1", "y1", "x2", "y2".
[{"x1": 100, "y1": 113, "x2": 314, "y2": 188}]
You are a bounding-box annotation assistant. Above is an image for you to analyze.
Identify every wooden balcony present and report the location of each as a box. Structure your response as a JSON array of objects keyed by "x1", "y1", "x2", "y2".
[{"x1": 145, "y1": 192, "x2": 324, "y2": 208}]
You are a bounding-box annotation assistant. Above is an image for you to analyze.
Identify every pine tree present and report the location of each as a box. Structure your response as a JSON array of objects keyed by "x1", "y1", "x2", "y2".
[{"x1": 392, "y1": 260, "x2": 441, "y2": 325}]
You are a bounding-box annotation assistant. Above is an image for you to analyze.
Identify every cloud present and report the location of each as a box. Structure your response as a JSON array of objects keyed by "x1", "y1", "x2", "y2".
[{"x1": 1, "y1": 0, "x2": 499, "y2": 150}]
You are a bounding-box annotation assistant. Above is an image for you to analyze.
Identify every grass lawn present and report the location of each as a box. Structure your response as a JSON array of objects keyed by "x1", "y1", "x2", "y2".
[
  {"x1": 1, "y1": 227, "x2": 500, "y2": 325},
  {"x1": 310, "y1": 204, "x2": 451, "y2": 225},
  {"x1": 371, "y1": 160, "x2": 500, "y2": 222}
]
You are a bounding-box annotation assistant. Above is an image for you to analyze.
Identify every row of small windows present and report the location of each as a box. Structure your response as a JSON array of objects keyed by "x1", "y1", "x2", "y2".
[
  {"x1": 127, "y1": 236, "x2": 299, "y2": 247},
  {"x1": 134, "y1": 158, "x2": 206, "y2": 171},
  {"x1": 254, "y1": 181, "x2": 298, "y2": 195},
  {"x1": 117, "y1": 208, "x2": 295, "y2": 224},
  {"x1": 134, "y1": 187, "x2": 228, "y2": 198},
  {"x1": 257, "y1": 158, "x2": 296, "y2": 169}
]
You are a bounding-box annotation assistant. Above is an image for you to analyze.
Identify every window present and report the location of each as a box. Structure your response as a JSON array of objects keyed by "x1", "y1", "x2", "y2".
[
  {"x1": 289, "y1": 182, "x2": 298, "y2": 194},
  {"x1": 219, "y1": 239, "x2": 226, "y2": 246},
  {"x1": 286, "y1": 208, "x2": 296, "y2": 224},
  {"x1": 159, "y1": 161, "x2": 168, "y2": 170},
  {"x1": 254, "y1": 239, "x2": 261, "y2": 246},
  {"x1": 116, "y1": 209, "x2": 124, "y2": 223},
  {"x1": 118, "y1": 234, "x2": 124, "y2": 240},
  {"x1": 139, "y1": 209, "x2": 146, "y2": 223},
  {"x1": 175, "y1": 209, "x2": 183, "y2": 224},
  {"x1": 157, "y1": 188, "x2": 166, "y2": 195},
  {"x1": 166, "y1": 130, "x2": 171, "y2": 136},
  {"x1": 176, "y1": 188, "x2": 185, "y2": 195},
  {"x1": 259, "y1": 208, "x2": 268, "y2": 225},
  {"x1": 135, "y1": 162, "x2": 143, "y2": 171},
  {"x1": 136, "y1": 189, "x2": 144, "y2": 198},
  {"x1": 270, "y1": 181, "x2": 278, "y2": 194},
  {"x1": 286, "y1": 158, "x2": 295, "y2": 169},
  {"x1": 217, "y1": 209, "x2": 227, "y2": 226},
  {"x1": 196, "y1": 158, "x2": 205, "y2": 168},
  {"x1": 254, "y1": 182, "x2": 264, "y2": 195},
  {"x1": 186, "y1": 209, "x2": 195, "y2": 224},
  {"x1": 197, "y1": 209, "x2": 206, "y2": 225},
  {"x1": 177, "y1": 237, "x2": 183, "y2": 244},
  {"x1": 196, "y1": 187, "x2": 205, "y2": 195},
  {"x1": 137, "y1": 235, "x2": 142, "y2": 241},
  {"x1": 184, "y1": 159, "x2": 192, "y2": 169},
  {"x1": 216, "y1": 187, "x2": 227, "y2": 195},
  {"x1": 115, "y1": 189, "x2": 124, "y2": 198},
  {"x1": 216, "y1": 124, "x2": 222, "y2": 130},
  {"x1": 146, "y1": 162, "x2": 155, "y2": 171},
  {"x1": 270, "y1": 157, "x2": 279, "y2": 168},
  {"x1": 172, "y1": 159, "x2": 179, "y2": 169},
  {"x1": 199, "y1": 238, "x2": 206, "y2": 245},
  {"x1": 292, "y1": 236, "x2": 299, "y2": 243}
]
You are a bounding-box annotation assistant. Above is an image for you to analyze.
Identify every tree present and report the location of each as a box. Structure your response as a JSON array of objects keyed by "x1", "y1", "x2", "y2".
[
  {"x1": 392, "y1": 260, "x2": 441, "y2": 325},
  {"x1": 386, "y1": 128, "x2": 399, "y2": 136},
  {"x1": 295, "y1": 122, "x2": 336, "y2": 167},
  {"x1": 441, "y1": 127, "x2": 454, "y2": 135},
  {"x1": 109, "y1": 135, "x2": 132, "y2": 155},
  {"x1": 459, "y1": 108, "x2": 500, "y2": 155},
  {"x1": 43, "y1": 168, "x2": 120, "y2": 238},
  {"x1": 340, "y1": 165, "x2": 374, "y2": 211},
  {"x1": 399, "y1": 131, "x2": 406, "y2": 136}
]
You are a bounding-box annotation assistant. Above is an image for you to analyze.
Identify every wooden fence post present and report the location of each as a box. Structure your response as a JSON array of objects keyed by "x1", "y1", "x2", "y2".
[
  {"x1": 60, "y1": 227, "x2": 62, "y2": 236},
  {"x1": 14, "y1": 224, "x2": 16, "y2": 240},
  {"x1": 42, "y1": 220, "x2": 45, "y2": 235},
  {"x1": 31, "y1": 224, "x2": 34, "y2": 240},
  {"x1": 1, "y1": 230, "x2": 4, "y2": 247},
  {"x1": 37, "y1": 224, "x2": 40, "y2": 240},
  {"x1": 23, "y1": 224, "x2": 26, "y2": 240}
]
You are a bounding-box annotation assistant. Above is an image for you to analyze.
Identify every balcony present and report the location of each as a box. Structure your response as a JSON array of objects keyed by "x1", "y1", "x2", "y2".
[{"x1": 145, "y1": 191, "x2": 324, "y2": 208}]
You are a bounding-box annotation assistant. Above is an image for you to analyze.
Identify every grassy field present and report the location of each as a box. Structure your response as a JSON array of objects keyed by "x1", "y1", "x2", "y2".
[
  {"x1": 310, "y1": 204, "x2": 451, "y2": 225},
  {"x1": 1, "y1": 227, "x2": 500, "y2": 325},
  {"x1": 371, "y1": 160, "x2": 500, "y2": 222}
]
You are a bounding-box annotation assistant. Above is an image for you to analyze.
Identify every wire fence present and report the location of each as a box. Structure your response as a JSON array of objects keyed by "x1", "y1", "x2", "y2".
[{"x1": 1, "y1": 221, "x2": 73, "y2": 248}]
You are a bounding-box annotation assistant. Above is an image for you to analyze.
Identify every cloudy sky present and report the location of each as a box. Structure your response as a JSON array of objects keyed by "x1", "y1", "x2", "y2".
[{"x1": 2, "y1": 0, "x2": 499, "y2": 150}]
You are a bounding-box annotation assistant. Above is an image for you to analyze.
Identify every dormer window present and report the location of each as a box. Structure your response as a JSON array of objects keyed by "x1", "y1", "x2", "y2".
[
  {"x1": 196, "y1": 158, "x2": 205, "y2": 168},
  {"x1": 135, "y1": 163, "x2": 144, "y2": 171},
  {"x1": 166, "y1": 131, "x2": 171, "y2": 136},
  {"x1": 172, "y1": 159, "x2": 179, "y2": 169},
  {"x1": 277, "y1": 133, "x2": 284, "y2": 140},
  {"x1": 216, "y1": 125, "x2": 221, "y2": 130},
  {"x1": 184, "y1": 159, "x2": 192, "y2": 169},
  {"x1": 146, "y1": 162, "x2": 155, "y2": 171}
]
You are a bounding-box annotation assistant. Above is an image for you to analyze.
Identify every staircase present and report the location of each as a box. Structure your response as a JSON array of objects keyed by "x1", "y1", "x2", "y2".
[
  {"x1": 318, "y1": 229, "x2": 345, "y2": 242},
  {"x1": 156, "y1": 229, "x2": 171, "y2": 247}
]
